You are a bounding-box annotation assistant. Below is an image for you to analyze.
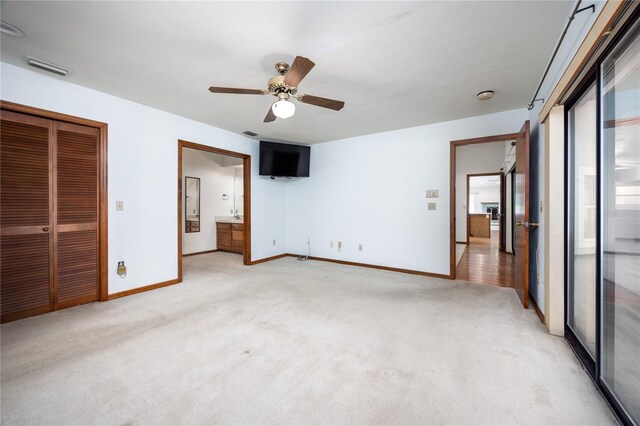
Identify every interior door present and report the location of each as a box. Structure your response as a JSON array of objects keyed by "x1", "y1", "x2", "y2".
[
  {"x1": 514, "y1": 120, "x2": 530, "y2": 308},
  {"x1": 0, "y1": 110, "x2": 53, "y2": 322},
  {"x1": 55, "y1": 122, "x2": 100, "y2": 308}
]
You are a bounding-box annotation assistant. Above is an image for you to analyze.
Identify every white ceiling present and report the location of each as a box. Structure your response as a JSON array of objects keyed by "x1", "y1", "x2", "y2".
[
  {"x1": 0, "y1": 1, "x2": 573, "y2": 144},
  {"x1": 470, "y1": 175, "x2": 501, "y2": 189},
  {"x1": 193, "y1": 149, "x2": 244, "y2": 168}
]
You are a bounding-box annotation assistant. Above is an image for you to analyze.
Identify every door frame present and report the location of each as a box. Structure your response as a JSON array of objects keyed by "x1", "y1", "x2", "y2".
[
  {"x1": 0, "y1": 100, "x2": 109, "y2": 304},
  {"x1": 177, "y1": 140, "x2": 251, "y2": 281},
  {"x1": 449, "y1": 132, "x2": 518, "y2": 279},
  {"x1": 465, "y1": 172, "x2": 503, "y2": 244}
]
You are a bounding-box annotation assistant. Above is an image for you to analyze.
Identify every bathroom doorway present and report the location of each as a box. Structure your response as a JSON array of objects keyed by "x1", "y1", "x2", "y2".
[{"x1": 177, "y1": 140, "x2": 251, "y2": 282}]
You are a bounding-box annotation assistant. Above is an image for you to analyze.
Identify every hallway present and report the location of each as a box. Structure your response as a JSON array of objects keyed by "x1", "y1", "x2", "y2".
[{"x1": 456, "y1": 230, "x2": 514, "y2": 287}]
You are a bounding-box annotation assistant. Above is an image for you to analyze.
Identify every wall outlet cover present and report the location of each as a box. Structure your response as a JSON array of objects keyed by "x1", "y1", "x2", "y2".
[{"x1": 428, "y1": 202, "x2": 437, "y2": 211}]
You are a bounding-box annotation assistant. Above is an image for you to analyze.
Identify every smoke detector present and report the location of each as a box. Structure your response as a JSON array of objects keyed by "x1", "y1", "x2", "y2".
[{"x1": 477, "y1": 90, "x2": 494, "y2": 101}]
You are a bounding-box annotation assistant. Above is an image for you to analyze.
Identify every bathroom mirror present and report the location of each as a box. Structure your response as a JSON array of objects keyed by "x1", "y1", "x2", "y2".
[
  {"x1": 185, "y1": 176, "x2": 200, "y2": 233},
  {"x1": 233, "y1": 168, "x2": 244, "y2": 217}
]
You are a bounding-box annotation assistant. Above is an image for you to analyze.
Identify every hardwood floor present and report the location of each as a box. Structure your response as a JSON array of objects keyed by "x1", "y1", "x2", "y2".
[{"x1": 456, "y1": 230, "x2": 514, "y2": 287}]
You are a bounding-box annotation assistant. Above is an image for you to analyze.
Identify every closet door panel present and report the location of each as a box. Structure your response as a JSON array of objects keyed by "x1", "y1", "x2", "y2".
[
  {"x1": 57, "y1": 230, "x2": 98, "y2": 306},
  {"x1": 0, "y1": 114, "x2": 50, "y2": 227},
  {"x1": 0, "y1": 111, "x2": 53, "y2": 321},
  {"x1": 55, "y1": 122, "x2": 99, "y2": 306},
  {"x1": 56, "y1": 126, "x2": 98, "y2": 225},
  {"x1": 1, "y1": 234, "x2": 51, "y2": 320}
]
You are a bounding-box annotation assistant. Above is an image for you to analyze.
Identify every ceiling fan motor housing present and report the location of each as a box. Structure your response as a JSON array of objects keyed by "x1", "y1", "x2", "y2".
[{"x1": 268, "y1": 75, "x2": 296, "y2": 96}]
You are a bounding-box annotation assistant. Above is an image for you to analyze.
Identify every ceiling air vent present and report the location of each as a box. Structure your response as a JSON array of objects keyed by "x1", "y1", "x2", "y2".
[
  {"x1": 243, "y1": 130, "x2": 258, "y2": 137},
  {"x1": 25, "y1": 56, "x2": 69, "y2": 76}
]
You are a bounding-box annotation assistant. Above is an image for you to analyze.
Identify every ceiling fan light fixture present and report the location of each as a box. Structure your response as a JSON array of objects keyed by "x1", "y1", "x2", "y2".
[{"x1": 272, "y1": 99, "x2": 295, "y2": 119}]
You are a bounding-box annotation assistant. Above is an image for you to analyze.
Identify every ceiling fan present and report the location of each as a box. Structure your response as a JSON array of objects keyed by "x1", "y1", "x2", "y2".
[{"x1": 208, "y1": 56, "x2": 345, "y2": 123}]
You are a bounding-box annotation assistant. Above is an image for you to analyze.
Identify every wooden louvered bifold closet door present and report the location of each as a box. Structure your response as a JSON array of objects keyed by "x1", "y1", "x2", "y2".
[
  {"x1": 0, "y1": 111, "x2": 100, "y2": 322},
  {"x1": 1, "y1": 111, "x2": 53, "y2": 322},
  {"x1": 55, "y1": 122, "x2": 99, "y2": 309}
]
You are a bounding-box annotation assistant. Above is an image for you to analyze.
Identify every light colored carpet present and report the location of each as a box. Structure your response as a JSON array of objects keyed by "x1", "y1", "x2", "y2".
[
  {"x1": 456, "y1": 243, "x2": 466, "y2": 265},
  {"x1": 1, "y1": 252, "x2": 616, "y2": 425}
]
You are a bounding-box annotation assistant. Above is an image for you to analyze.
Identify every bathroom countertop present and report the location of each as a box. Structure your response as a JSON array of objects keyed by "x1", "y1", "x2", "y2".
[{"x1": 215, "y1": 216, "x2": 244, "y2": 224}]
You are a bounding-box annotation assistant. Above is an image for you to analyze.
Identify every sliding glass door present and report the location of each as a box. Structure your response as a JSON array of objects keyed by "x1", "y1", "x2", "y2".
[
  {"x1": 567, "y1": 82, "x2": 598, "y2": 360},
  {"x1": 566, "y1": 13, "x2": 640, "y2": 426},
  {"x1": 600, "y1": 20, "x2": 640, "y2": 424}
]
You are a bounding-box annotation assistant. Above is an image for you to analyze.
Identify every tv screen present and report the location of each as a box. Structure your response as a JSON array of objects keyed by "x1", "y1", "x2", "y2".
[{"x1": 259, "y1": 141, "x2": 310, "y2": 177}]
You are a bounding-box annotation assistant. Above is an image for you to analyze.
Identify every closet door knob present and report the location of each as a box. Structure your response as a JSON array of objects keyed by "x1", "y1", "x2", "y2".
[{"x1": 42, "y1": 227, "x2": 49, "y2": 232}]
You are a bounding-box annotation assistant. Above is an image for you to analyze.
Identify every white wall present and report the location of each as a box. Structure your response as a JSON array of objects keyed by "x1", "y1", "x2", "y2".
[
  {"x1": 0, "y1": 62, "x2": 287, "y2": 294},
  {"x1": 469, "y1": 185, "x2": 500, "y2": 214},
  {"x1": 286, "y1": 109, "x2": 527, "y2": 276},
  {"x1": 456, "y1": 141, "x2": 508, "y2": 241},
  {"x1": 182, "y1": 149, "x2": 237, "y2": 255}
]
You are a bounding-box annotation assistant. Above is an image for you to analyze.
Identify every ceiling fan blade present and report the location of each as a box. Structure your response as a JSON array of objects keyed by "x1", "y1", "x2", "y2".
[
  {"x1": 283, "y1": 56, "x2": 315, "y2": 87},
  {"x1": 298, "y1": 94, "x2": 345, "y2": 111},
  {"x1": 209, "y1": 87, "x2": 265, "y2": 95},
  {"x1": 264, "y1": 105, "x2": 277, "y2": 123}
]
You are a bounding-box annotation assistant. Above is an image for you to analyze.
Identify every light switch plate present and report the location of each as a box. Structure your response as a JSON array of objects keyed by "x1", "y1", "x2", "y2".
[
  {"x1": 116, "y1": 201, "x2": 124, "y2": 211},
  {"x1": 426, "y1": 189, "x2": 439, "y2": 198},
  {"x1": 428, "y1": 202, "x2": 437, "y2": 211}
]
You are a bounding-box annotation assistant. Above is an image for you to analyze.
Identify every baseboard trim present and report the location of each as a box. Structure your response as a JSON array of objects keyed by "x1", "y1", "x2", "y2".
[
  {"x1": 285, "y1": 254, "x2": 450, "y2": 279},
  {"x1": 108, "y1": 278, "x2": 181, "y2": 300},
  {"x1": 529, "y1": 292, "x2": 545, "y2": 323},
  {"x1": 248, "y1": 253, "x2": 288, "y2": 265},
  {"x1": 182, "y1": 249, "x2": 218, "y2": 257}
]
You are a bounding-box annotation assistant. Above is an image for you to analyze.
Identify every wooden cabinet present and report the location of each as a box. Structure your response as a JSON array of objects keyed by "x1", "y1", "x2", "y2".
[
  {"x1": 231, "y1": 224, "x2": 244, "y2": 254},
  {"x1": 468, "y1": 213, "x2": 491, "y2": 238},
  {"x1": 216, "y1": 222, "x2": 244, "y2": 254},
  {"x1": 216, "y1": 223, "x2": 232, "y2": 251}
]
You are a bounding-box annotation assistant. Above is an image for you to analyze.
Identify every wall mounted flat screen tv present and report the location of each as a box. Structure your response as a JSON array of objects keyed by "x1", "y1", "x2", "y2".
[{"x1": 259, "y1": 141, "x2": 310, "y2": 177}]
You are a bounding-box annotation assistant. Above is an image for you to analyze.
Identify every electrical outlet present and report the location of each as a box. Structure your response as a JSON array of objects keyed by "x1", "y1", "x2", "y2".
[
  {"x1": 338, "y1": 241, "x2": 342, "y2": 251},
  {"x1": 116, "y1": 201, "x2": 124, "y2": 211},
  {"x1": 428, "y1": 202, "x2": 437, "y2": 211},
  {"x1": 358, "y1": 244, "x2": 363, "y2": 251},
  {"x1": 117, "y1": 261, "x2": 127, "y2": 278},
  {"x1": 330, "y1": 241, "x2": 334, "y2": 248},
  {"x1": 272, "y1": 239, "x2": 276, "y2": 246}
]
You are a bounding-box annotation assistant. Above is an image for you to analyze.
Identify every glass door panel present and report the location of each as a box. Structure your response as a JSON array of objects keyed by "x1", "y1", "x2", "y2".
[
  {"x1": 567, "y1": 82, "x2": 598, "y2": 358},
  {"x1": 601, "y1": 18, "x2": 640, "y2": 425}
]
